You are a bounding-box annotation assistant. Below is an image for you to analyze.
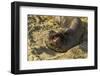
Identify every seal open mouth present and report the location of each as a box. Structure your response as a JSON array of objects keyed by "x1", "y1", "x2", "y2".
[{"x1": 45, "y1": 30, "x2": 68, "y2": 53}]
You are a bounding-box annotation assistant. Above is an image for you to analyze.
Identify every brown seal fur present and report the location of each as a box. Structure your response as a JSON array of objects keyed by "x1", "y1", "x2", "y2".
[{"x1": 47, "y1": 17, "x2": 84, "y2": 53}]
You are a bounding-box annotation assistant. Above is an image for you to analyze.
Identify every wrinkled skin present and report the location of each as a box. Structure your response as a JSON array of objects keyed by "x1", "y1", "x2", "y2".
[{"x1": 47, "y1": 17, "x2": 84, "y2": 53}]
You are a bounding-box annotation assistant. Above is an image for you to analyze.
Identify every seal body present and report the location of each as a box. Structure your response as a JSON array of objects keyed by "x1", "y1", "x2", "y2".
[{"x1": 47, "y1": 17, "x2": 84, "y2": 53}]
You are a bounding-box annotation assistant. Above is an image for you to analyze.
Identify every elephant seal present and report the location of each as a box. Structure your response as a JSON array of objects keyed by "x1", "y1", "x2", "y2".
[{"x1": 46, "y1": 17, "x2": 84, "y2": 53}]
